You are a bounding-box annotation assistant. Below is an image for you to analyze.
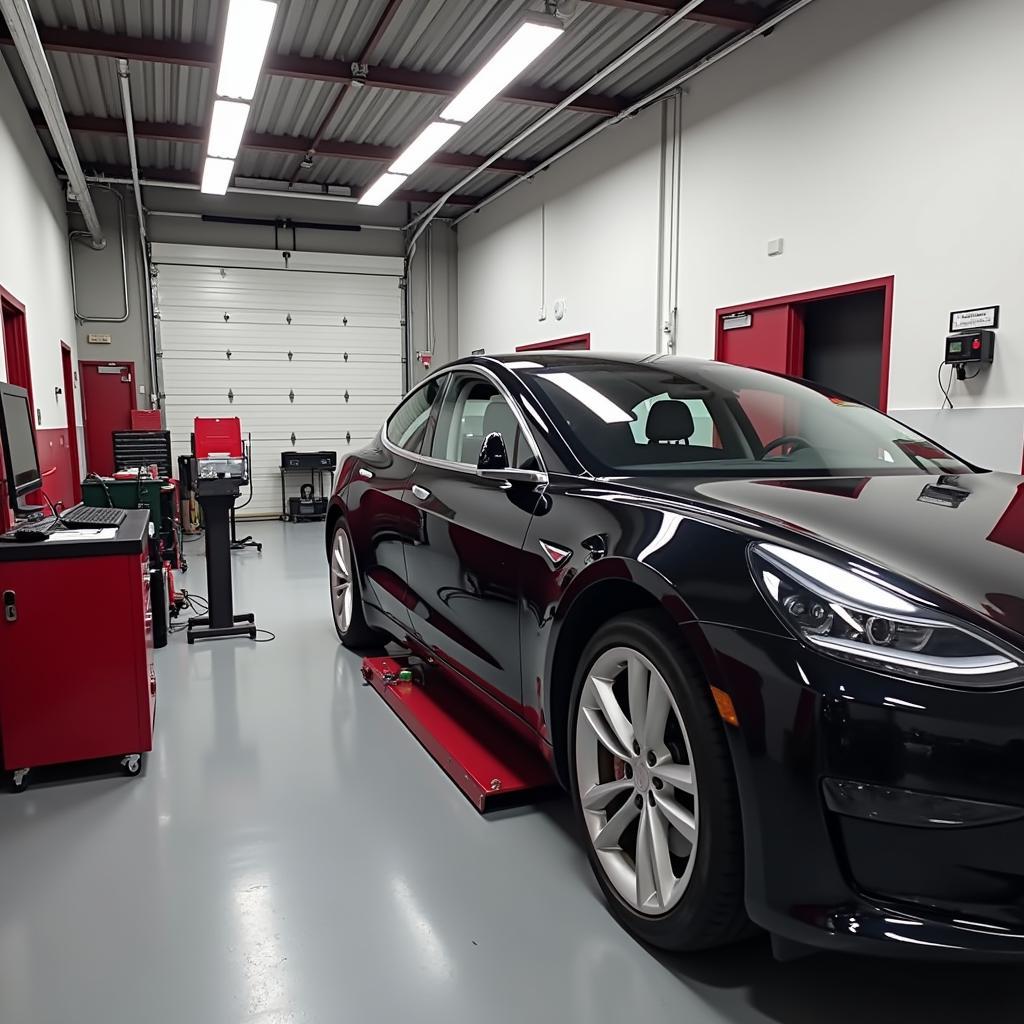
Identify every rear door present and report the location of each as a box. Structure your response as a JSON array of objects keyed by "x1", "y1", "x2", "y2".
[{"x1": 401, "y1": 370, "x2": 545, "y2": 711}]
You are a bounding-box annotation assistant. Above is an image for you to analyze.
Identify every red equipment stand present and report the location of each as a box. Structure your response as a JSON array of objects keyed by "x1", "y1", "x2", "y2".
[
  {"x1": 0, "y1": 510, "x2": 156, "y2": 791},
  {"x1": 360, "y1": 655, "x2": 556, "y2": 813}
]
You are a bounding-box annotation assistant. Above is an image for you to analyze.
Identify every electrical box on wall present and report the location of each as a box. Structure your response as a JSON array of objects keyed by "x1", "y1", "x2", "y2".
[{"x1": 945, "y1": 330, "x2": 994, "y2": 377}]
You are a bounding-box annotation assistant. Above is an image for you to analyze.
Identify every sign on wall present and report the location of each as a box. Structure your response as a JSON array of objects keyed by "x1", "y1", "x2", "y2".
[
  {"x1": 721, "y1": 312, "x2": 752, "y2": 331},
  {"x1": 949, "y1": 306, "x2": 999, "y2": 332}
]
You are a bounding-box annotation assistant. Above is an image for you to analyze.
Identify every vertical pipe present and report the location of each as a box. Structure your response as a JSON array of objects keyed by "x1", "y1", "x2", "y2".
[{"x1": 117, "y1": 59, "x2": 162, "y2": 407}]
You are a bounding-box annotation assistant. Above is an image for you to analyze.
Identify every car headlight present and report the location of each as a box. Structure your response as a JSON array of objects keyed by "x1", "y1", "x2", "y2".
[{"x1": 750, "y1": 542, "x2": 1024, "y2": 688}]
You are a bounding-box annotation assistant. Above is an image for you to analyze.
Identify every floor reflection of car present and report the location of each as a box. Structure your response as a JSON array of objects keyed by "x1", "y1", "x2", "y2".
[{"x1": 327, "y1": 352, "x2": 1024, "y2": 961}]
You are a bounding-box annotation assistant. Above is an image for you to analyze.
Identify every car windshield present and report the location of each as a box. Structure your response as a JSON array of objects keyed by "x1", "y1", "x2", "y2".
[{"x1": 519, "y1": 359, "x2": 973, "y2": 478}]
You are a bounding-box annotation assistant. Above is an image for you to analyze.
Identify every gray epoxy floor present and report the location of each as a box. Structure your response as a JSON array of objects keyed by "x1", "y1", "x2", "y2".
[{"x1": 2, "y1": 521, "x2": 1024, "y2": 1023}]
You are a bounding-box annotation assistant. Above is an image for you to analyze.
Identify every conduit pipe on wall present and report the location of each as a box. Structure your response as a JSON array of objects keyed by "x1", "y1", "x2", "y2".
[
  {"x1": 69, "y1": 185, "x2": 129, "y2": 322},
  {"x1": 404, "y1": 0, "x2": 709, "y2": 250},
  {"x1": 0, "y1": 0, "x2": 105, "y2": 248}
]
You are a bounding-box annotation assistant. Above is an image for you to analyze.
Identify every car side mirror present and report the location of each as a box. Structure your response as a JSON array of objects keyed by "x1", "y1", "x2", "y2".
[
  {"x1": 477, "y1": 431, "x2": 509, "y2": 472},
  {"x1": 476, "y1": 431, "x2": 548, "y2": 486}
]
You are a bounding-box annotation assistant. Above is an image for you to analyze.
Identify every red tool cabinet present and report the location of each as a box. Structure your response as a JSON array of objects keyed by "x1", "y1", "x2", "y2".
[{"x1": 0, "y1": 510, "x2": 155, "y2": 789}]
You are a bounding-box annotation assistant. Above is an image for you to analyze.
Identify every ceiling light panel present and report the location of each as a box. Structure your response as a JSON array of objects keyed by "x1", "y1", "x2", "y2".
[
  {"x1": 216, "y1": 0, "x2": 279, "y2": 101},
  {"x1": 389, "y1": 121, "x2": 462, "y2": 176},
  {"x1": 359, "y1": 173, "x2": 408, "y2": 206},
  {"x1": 441, "y1": 17, "x2": 564, "y2": 125},
  {"x1": 208, "y1": 100, "x2": 251, "y2": 159},
  {"x1": 201, "y1": 157, "x2": 235, "y2": 195}
]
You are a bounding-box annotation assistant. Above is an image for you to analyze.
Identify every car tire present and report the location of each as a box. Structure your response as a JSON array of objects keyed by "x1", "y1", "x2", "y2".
[
  {"x1": 568, "y1": 610, "x2": 751, "y2": 951},
  {"x1": 330, "y1": 521, "x2": 388, "y2": 649}
]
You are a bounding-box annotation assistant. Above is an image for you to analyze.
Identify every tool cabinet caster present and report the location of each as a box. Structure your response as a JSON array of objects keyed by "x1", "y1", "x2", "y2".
[
  {"x1": 121, "y1": 754, "x2": 143, "y2": 778},
  {"x1": 11, "y1": 768, "x2": 29, "y2": 793}
]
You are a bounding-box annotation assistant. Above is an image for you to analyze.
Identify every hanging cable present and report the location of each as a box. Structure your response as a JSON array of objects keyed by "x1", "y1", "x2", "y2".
[{"x1": 937, "y1": 362, "x2": 955, "y2": 409}]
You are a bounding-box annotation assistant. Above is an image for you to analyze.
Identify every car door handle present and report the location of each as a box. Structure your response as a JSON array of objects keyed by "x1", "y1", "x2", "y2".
[{"x1": 411, "y1": 484, "x2": 431, "y2": 501}]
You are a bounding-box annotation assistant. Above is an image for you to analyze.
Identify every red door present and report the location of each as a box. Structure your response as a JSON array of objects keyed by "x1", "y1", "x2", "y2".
[
  {"x1": 716, "y1": 305, "x2": 801, "y2": 375},
  {"x1": 717, "y1": 306, "x2": 802, "y2": 444},
  {"x1": 80, "y1": 361, "x2": 136, "y2": 476}
]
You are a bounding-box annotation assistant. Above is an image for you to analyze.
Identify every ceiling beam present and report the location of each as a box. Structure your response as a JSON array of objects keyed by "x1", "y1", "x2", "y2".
[
  {"x1": 76, "y1": 163, "x2": 477, "y2": 206},
  {"x1": 0, "y1": 23, "x2": 623, "y2": 116},
  {"x1": 585, "y1": 0, "x2": 762, "y2": 29},
  {"x1": 34, "y1": 111, "x2": 537, "y2": 175},
  {"x1": 289, "y1": 0, "x2": 405, "y2": 185}
]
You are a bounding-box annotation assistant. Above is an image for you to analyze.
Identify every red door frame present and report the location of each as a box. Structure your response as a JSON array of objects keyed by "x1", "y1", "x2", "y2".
[
  {"x1": 714, "y1": 276, "x2": 894, "y2": 411},
  {"x1": 1, "y1": 286, "x2": 34, "y2": 529},
  {"x1": 516, "y1": 332, "x2": 591, "y2": 352},
  {"x1": 1, "y1": 286, "x2": 33, "y2": 407},
  {"x1": 61, "y1": 342, "x2": 82, "y2": 504},
  {"x1": 79, "y1": 359, "x2": 138, "y2": 475}
]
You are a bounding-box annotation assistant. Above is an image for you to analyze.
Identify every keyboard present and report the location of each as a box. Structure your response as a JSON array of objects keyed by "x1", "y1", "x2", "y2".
[{"x1": 61, "y1": 504, "x2": 127, "y2": 528}]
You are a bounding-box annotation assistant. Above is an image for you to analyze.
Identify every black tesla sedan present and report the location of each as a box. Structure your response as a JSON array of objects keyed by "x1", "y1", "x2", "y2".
[{"x1": 326, "y1": 352, "x2": 1024, "y2": 961}]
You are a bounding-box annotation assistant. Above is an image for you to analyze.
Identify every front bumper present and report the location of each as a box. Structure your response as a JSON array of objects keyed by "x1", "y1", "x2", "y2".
[{"x1": 704, "y1": 623, "x2": 1024, "y2": 960}]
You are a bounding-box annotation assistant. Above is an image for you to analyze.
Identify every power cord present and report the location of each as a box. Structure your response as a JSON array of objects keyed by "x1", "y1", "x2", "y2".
[
  {"x1": 170, "y1": 590, "x2": 275, "y2": 643},
  {"x1": 937, "y1": 361, "x2": 955, "y2": 409},
  {"x1": 85, "y1": 472, "x2": 114, "y2": 507}
]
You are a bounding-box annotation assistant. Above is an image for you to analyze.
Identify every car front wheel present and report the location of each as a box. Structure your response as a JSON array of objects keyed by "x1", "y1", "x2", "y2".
[{"x1": 569, "y1": 611, "x2": 750, "y2": 951}]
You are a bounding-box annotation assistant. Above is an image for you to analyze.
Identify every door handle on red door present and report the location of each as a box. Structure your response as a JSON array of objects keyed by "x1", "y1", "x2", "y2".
[{"x1": 411, "y1": 484, "x2": 431, "y2": 501}]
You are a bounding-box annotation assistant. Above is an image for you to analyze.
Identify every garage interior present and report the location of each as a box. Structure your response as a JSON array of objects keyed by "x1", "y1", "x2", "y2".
[{"x1": 1, "y1": 0, "x2": 1023, "y2": 1020}]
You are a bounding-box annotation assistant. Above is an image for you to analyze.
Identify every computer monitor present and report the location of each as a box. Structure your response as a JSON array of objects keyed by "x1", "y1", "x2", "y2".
[{"x1": 0, "y1": 383, "x2": 42, "y2": 514}]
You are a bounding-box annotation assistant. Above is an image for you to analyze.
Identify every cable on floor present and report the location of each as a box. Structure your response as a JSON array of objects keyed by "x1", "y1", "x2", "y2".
[{"x1": 169, "y1": 590, "x2": 274, "y2": 643}]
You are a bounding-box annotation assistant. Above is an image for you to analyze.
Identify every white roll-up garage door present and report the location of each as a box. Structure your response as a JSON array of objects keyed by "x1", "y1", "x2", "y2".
[{"x1": 151, "y1": 244, "x2": 404, "y2": 517}]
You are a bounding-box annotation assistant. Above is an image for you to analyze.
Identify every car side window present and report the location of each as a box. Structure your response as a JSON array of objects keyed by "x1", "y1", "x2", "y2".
[
  {"x1": 430, "y1": 373, "x2": 536, "y2": 469},
  {"x1": 385, "y1": 377, "x2": 443, "y2": 454}
]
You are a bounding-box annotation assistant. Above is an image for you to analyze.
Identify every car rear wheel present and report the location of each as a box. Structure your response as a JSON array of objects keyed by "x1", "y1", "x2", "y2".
[
  {"x1": 569, "y1": 611, "x2": 750, "y2": 951},
  {"x1": 330, "y1": 522, "x2": 387, "y2": 648}
]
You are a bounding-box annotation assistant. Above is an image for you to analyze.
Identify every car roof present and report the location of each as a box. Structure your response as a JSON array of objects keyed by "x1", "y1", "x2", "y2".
[{"x1": 460, "y1": 351, "x2": 715, "y2": 372}]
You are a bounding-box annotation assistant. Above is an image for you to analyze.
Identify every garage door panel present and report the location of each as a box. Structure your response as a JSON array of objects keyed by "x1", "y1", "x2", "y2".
[
  {"x1": 156, "y1": 265, "x2": 399, "y2": 302},
  {"x1": 161, "y1": 360, "x2": 401, "y2": 386},
  {"x1": 156, "y1": 249, "x2": 402, "y2": 517},
  {"x1": 158, "y1": 321, "x2": 402, "y2": 349},
  {"x1": 159, "y1": 308, "x2": 400, "y2": 330}
]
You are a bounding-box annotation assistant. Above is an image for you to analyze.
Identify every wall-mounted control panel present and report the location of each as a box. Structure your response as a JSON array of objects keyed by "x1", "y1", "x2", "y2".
[{"x1": 944, "y1": 330, "x2": 994, "y2": 365}]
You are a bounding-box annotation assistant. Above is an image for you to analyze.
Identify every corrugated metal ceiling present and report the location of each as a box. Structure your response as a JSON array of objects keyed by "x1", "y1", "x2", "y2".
[{"x1": 5, "y1": 0, "x2": 780, "y2": 213}]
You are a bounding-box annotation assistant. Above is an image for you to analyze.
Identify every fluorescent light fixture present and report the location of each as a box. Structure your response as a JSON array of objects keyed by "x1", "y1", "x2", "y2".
[
  {"x1": 389, "y1": 121, "x2": 461, "y2": 176},
  {"x1": 540, "y1": 372, "x2": 633, "y2": 424},
  {"x1": 359, "y1": 172, "x2": 407, "y2": 206},
  {"x1": 441, "y1": 17, "x2": 564, "y2": 125},
  {"x1": 208, "y1": 99, "x2": 251, "y2": 159},
  {"x1": 216, "y1": 0, "x2": 279, "y2": 101},
  {"x1": 201, "y1": 157, "x2": 235, "y2": 195}
]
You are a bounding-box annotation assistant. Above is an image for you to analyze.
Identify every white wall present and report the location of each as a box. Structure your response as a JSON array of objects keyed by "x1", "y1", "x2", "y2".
[
  {"x1": 676, "y1": 0, "x2": 1024, "y2": 419},
  {"x1": 409, "y1": 222, "x2": 459, "y2": 384},
  {"x1": 0, "y1": 56, "x2": 79, "y2": 433},
  {"x1": 458, "y1": 103, "x2": 663, "y2": 355},
  {"x1": 455, "y1": 0, "x2": 1024, "y2": 470}
]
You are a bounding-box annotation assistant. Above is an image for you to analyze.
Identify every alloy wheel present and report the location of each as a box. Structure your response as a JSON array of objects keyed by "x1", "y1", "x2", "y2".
[
  {"x1": 575, "y1": 645, "x2": 699, "y2": 915},
  {"x1": 331, "y1": 529, "x2": 354, "y2": 634}
]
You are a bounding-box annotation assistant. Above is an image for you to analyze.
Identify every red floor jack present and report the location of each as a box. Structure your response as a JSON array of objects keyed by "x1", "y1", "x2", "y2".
[{"x1": 361, "y1": 655, "x2": 556, "y2": 813}]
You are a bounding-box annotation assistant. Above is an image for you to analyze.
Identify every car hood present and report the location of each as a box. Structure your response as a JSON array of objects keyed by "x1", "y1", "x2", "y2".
[{"x1": 627, "y1": 471, "x2": 1024, "y2": 639}]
